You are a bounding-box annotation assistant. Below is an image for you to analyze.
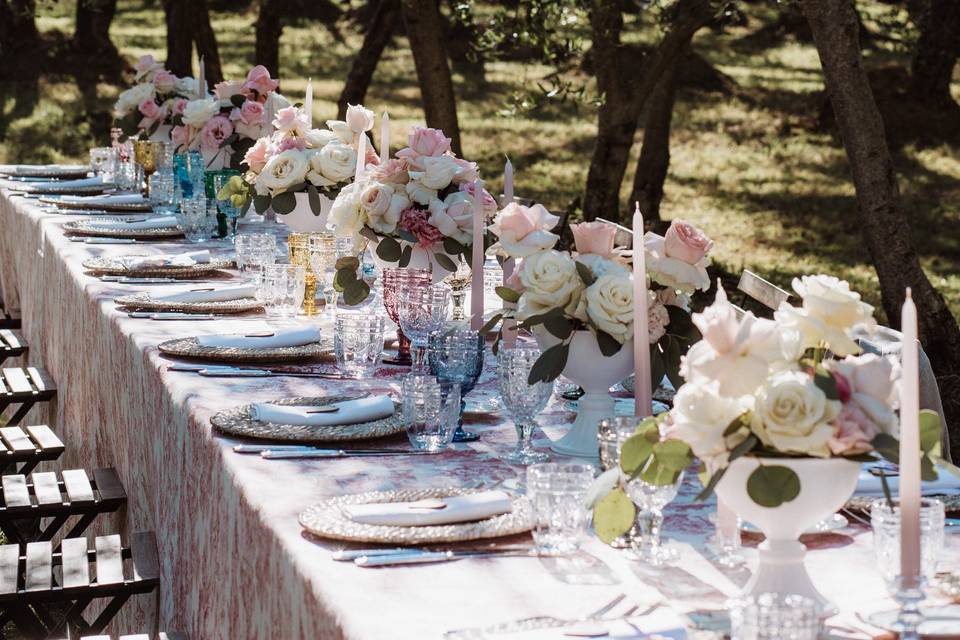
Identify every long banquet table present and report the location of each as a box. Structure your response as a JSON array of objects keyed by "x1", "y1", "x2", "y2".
[{"x1": 1, "y1": 185, "x2": 958, "y2": 639}]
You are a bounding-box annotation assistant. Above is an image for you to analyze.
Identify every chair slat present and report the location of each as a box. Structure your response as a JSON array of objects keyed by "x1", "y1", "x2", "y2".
[
  {"x1": 24, "y1": 541, "x2": 52, "y2": 592},
  {"x1": 62, "y1": 469, "x2": 95, "y2": 503},
  {"x1": 26, "y1": 424, "x2": 63, "y2": 452},
  {"x1": 0, "y1": 426, "x2": 33, "y2": 451},
  {"x1": 0, "y1": 544, "x2": 19, "y2": 595},
  {"x1": 31, "y1": 471, "x2": 61, "y2": 504},
  {"x1": 0, "y1": 329, "x2": 22, "y2": 349},
  {"x1": 119, "y1": 636, "x2": 149, "y2": 640},
  {"x1": 130, "y1": 531, "x2": 160, "y2": 582},
  {"x1": 95, "y1": 535, "x2": 124, "y2": 585},
  {"x1": 0, "y1": 374, "x2": 7, "y2": 394},
  {"x1": 93, "y1": 468, "x2": 126, "y2": 502},
  {"x1": 2, "y1": 473, "x2": 31, "y2": 507},
  {"x1": 61, "y1": 537, "x2": 90, "y2": 589},
  {"x1": 2, "y1": 367, "x2": 33, "y2": 394},
  {"x1": 26, "y1": 366, "x2": 52, "y2": 392}
]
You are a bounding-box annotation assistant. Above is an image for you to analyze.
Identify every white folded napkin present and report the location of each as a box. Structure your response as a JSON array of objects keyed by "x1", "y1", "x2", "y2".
[
  {"x1": 124, "y1": 250, "x2": 211, "y2": 270},
  {"x1": 152, "y1": 284, "x2": 255, "y2": 304},
  {"x1": 86, "y1": 216, "x2": 177, "y2": 231},
  {"x1": 856, "y1": 467, "x2": 960, "y2": 496},
  {"x1": 196, "y1": 326, "x2": 322, "y2": 349},
  {"x1": 249, "y1": 395, "x2": 394, "y2": 426},
  {"x1": 62, "y1": 193, "x2": 146, "y2": 205},
  {"x1": 342, "y1": 490, "x2": 513, "y2": 527}
]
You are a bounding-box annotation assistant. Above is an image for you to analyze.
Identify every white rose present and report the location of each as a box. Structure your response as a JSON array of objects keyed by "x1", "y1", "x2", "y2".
[
  {"x1": 327, "y1": 181, "x2": 367, "y2": 240},
  {"x1": 325, "y1": 120, "x2": 355, "y2": 144},
  {"x1": 345, "y1": 103, "x2": 375, "y2": 133},
  {"x1": 516, "y1": 250, "x2": 584, "y2": 320},
  {"x1": 175, "y1": 76, "x2": 198, "y2": 97},
  {"x1": 114, "y1": 83, "x2": 156, "y2": 117},
  {"x1": 304, "y1": 128, "x2": 339, "y2": 149},
  {"x1": 828, "y1": 353, "x2": 899, "y2": 436},
  {"x1": 487, "y1": 203, "x2": 561, "y2": 258},
  {"x1": 360, "y1": 182, "x2": 408, "y2": 235},
  {"x1": 577, "y1": 254, "x2": 629, "y2": 280},
  {"x1": 181, "y1": 98, "x2": 220, "y2": 127},
  {"x1": 408, "y1": 155, "x2": 461, "y2": 191},
  {"x1": 751, "y1": 369, "x2": 840, "y2": 456},
  {"x1": 405, "y1": 181, "x2": 437, "y2": 206},
  {"x1": 255, "y1": 149, "x2": 309, "y2": 195},
  {"x1": 433, "y1": 191, "x2": 474, "y2": 244},
  {"x1": 643, "y1": 232, "x2": 710, "y2": 293},
  {"x1": 584, "y1": 273, "x2": 634, "y2": 343},
  {"x1": 316, "y1": 142, "x2": 357, "y2": 184},
  {"x1": 667, "y1": 381, "x2": 751, "y2": 474},
  {"x1": 775, "y1": 275, "x2": 875, "y2": 356},
  {"x1": 306, "y1": 151, "x2": 336, "y2": 188}
]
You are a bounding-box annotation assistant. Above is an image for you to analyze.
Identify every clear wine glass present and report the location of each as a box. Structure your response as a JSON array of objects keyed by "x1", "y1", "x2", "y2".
[
  {"x1": 397, "y1": 284, "x2": 451, "y2": 373},
  {"x1": 497, "y1": 346, "x2": 553, "y2": 465},
  {"x1": 623, "y1": 471, "x2": 684, "y2": 566},
  {"x1": 428, "y1": 328, "x2": 484, "y2": 442}
]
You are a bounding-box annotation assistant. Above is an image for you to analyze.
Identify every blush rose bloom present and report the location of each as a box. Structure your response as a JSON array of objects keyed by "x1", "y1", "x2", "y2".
[
  {"x1": 171, "y1": 98, "x2": 188, "y2": 115},
  {"x1": 213, "y1": 80, "x2": 245, "y2": 101},
  {"x1": 345, "y1": 103, "x2": 375, "y2": 133},
  {"x1": 200, "y1": 116, "x2": 234, "y2": 154},
  {"x1": 458, "y1": 181, "x2": 498, "y2": 218},
  {"x1": 666, "y1": 380, "x2": 751, "y2": 475},
  {"x1": 488, "y1": 203, "x2": 561, "y2": 258},
  {"x1": 664, "y1": 219, "x2": 713, "y2": 264},
  {"x1": 571, "y1": 221, "x2": 617, "y2": 258},
  {"x1": 152, "y1": 71, "x2": 177, "y2": 94},
  {"x1": 584, "y1": 273, "x2": 634, "y2": 344},
  {"x1": 516, "y1": 250, "x2": 584, "y2": 320},
  {"x1": 828, "y1": 403, "x2": 881, "y2": 455},
  {"x1": 397, "y1": 127, "x2": 452, "y2": 169},
  {"x1": 360, "y1": 182, "x2": 409, "y2": 235},
  {"x1": 273, "y1": 106, "x2": 308, "y2": 136},
  {"x1": 171, "y1": 125, "x2": 192, "y2": 151},
  {"x1": 775, "y1": 275, "x2": 876, "y2": 357},
  {"x1": 242, "y1": 65, "x2": 280, "y2": 97},
  {"x1": 644, "y1": 232, "x2": 710, "y2": 293},
  {"x1": 827, "y1": 353, "x2": 899, "y2": 436},
  {"x1": 239, "y1": 100, "x2": 264, "y2": 126},
  {"x1": 427, "y1": 192, "x2": 472, "y2": 244},
  {"x1": 137, "y1": 100, "x2": 167, "y2": 129},
  {"x1": 648, "y1": 294, "x2": 670, "y2": 344},
  {"x1": 751, "y1": 369, "x2": 841, "y2": 457},
  {"x1": 134, "y1": 55, "x2": 163, "y2": 81},
  {"x1": 181, "y1": 98, "x2": 219, "y2": 127},
  {"x1": 114, "y1": 83, "x2": 156, "y2": 118},
  {"x1": 243, "y1": 138, "x2": 271, "y2": 173},
  {"x1": 369, "y1": 158, "x2": 409, "y2": 184},
  {"x1": 255, "y1": 149, "x2": 309, "y2": 195}
]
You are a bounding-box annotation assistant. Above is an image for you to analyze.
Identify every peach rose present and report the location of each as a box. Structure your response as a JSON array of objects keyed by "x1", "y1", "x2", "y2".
[
  {"x1": 137, "y1": 100, "x2": 167, "y2": 129},
  {"x1": 243, "y1": 137, "x2": 271, "y2": 173},
  {"x1": 571, "y1": 221, "x2": 617, "y2": 258},
  {"x1": 664, "y1": 219, "x2": 713, "y2": 264},
  {"x1": 213, "y1": 80, "x2": 245, "y2": 101},
  {"x1": 239, "y1": 100, "x2": 265, "y2": 126},
  {"x1": 171, "y1": 98, "x2": 188, "y2": 115},
  {"x1": 241, "y1": 65, "x2": 279, "y2": 97},
  {"x1": 273, "y1": 106, "x2": 307, "y2": 136},
  {"x1": 397, "y1": 127, "x2": 451, "y2": 165},
  {"x1": 488, "y1": 202, "x2": 561, "y2": 258},
  {"x1": 153, "y1": 71, "x2": 177, "y2": 94}
]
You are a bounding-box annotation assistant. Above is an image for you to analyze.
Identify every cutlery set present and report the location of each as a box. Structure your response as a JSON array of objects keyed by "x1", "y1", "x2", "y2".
[
  {"x1": 232, "y1": 444, "x2": 434, "y2": 460},
  {"x1": 168, "y1": 363, "x2": 343, "y2": 379}
]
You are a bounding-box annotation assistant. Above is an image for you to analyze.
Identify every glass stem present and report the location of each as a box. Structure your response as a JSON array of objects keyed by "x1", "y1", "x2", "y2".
[
  {"x1": 515, "y1": 421, "x2": 536, "y2": 454},
  {"x1": 645, "y1": 509, "x2": 664, "y2": 552},
  {"x1": 411, "y1": 342, "x2": 429, "y2": 373},
  {"x1": 451, "y1": 291, "x2": 467, "y2": 321},
  {"x1": 397, "y1": 329, "x2": 412, "y2": 362},
  {"x1": 894, "y1": 577, "x2": 925, "y2": 640}
]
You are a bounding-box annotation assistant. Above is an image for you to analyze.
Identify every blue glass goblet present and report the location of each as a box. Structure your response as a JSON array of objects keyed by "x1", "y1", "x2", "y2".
[{"x1": 428, "y1": 328, "x2": 484, "y2": 443}]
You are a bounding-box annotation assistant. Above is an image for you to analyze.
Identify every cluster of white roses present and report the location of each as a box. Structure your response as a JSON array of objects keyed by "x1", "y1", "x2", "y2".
[
  {"x1": 243, "y1": 103, "x2": 372, "y2": 197},
  {"x1": 113, "y1": 55, "x2": 197, "y2": 135},
  {"x1": 668, "y1": 274, "x2": 896, "y2": 474}
]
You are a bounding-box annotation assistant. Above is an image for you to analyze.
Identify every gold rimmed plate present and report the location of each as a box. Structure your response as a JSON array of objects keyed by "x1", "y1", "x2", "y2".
[
  {"x1": 115, "y1": 293, "x2": 262, "y2": 314},
  {"x1": 211, "y1": 395, "x2": 404, "y2": 442},
  {"x1": 299, "y1": 488, "x2": 534, "y2": 545},
  {"x1": 64, "y1": 218, "x2": 182, "y2": 239},
  {"x1": 157, "y1": 336, "x2": 330, "y2": 363},
  {"x1": 42, "y1": 196, "x2": 153, "y2": 212},
  {"x1": 85, "y1": 256, "x2": 234, "y2": 278}
]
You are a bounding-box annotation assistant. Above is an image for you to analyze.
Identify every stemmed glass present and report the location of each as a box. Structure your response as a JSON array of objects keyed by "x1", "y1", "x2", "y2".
[
  {"x1": 212, "y1": 173, "x2": 242, "y2": 241},
  {"x1": 444, "y1": 260, "x2": 472, "y2": 322},
  {"x1": 398, "y1": 284, "x2": 451, "y2": 373},
  {"x1": 623, "y1": 472, "x2": 683, "y2": 566},
  {"x1": 598, "y1": 416, "x2": 646, "y2": 549},
  {"x1": 308, "y1": 234, "x2": 339, "y2": 315},
  {"x1": 497, "y1": 346, "x2": 553, "y2": 465},
  {"x1": 382, "y1": 268, "x2": 432, "y2": 366},
  {"x1": 133, "y1": 140, "x2": 163, "y2": 196},
  {"x1": 428, "y1": 328, "x2": 484, "y2": 443}
]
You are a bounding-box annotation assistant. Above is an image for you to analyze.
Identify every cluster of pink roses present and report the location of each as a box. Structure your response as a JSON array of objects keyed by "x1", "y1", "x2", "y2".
[{"x1": 113, "y1": 55, "x2": 198, "y2": 136}]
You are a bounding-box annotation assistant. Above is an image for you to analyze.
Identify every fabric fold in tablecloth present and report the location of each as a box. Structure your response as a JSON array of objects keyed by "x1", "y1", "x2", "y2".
[
  {"x1": 249, "y1": 395, "x2": 394, "y2": 427},
  {"x1": 153, "y1": 284, "x2": 255, "y2": 304},
  {"x1": 342, "y1": 490, "x2": 513, "y2": 527},
  {"x1": 196, "y1": 326, "x2": 321, "y2": 348},
  {"x1": 85, "y1": 215, "x2": 177, "y2": 231}
]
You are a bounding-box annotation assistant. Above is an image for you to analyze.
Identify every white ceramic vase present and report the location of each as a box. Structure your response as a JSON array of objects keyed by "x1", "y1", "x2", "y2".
[
  {"x1": 714, "y1": 457, "x2": 861, "y2": 610},
  {"x1": 148, "y1": 124, "x2": 172, "y2": 143},
  {"x1": 201, "y1": 146, "x2": 229, "y2": 171},
  {"x1": 535, "y1": 329, "x2": 634, "y2": 459},
  {"x1": 275, "y1": 192, "x2": 333, "y2": 233},
  {"x1": 369, "y1": 238, "x2": 451, "y2": 284}
]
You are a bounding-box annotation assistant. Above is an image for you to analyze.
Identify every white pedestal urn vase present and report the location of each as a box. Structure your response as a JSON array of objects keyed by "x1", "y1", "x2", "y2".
[
  {"x1": 369, "y1": 239, "x2": 452, "y2": 284},
  {"x1": 148, "y1": 124, "x2": 172, "y2": 143},
  {"x1": 715, "y1": 457, "x2": 861, "y2": 611},
  {"x1": 275, "y1": 192, "x2": 333, "y2": 233},
  {"x1": 535, "y1": 329, "x2": 634, "y2": 459}
]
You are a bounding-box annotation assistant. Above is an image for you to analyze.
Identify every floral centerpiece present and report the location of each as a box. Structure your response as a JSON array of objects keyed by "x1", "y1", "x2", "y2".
[
  {"x1": 328, "y1": 126, "x2": 495, "y2": 278},
  {"x1": 113, "y1": 55, "x2": 197, "y2": 140},
  {"x1": 170, "y1": 65, "x2": 289, "y2": 170}
]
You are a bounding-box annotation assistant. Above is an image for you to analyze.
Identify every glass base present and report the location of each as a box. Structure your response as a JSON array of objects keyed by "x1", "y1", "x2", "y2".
[
  {"x1": 502, "y1": 448, "x2": 550, "y2": 465},
  {"x1": 452, "y1": 427, "x2": 480, "y2": 443},
  {"x1": 633, "y1": 543, "x2": 680, "y2": 567},
  {"x1": 382, "y1": 354, "x2": 412, "y2": 366},
  {"x1": 865, "y1": 606, "x2": 960, "y2": 635}
]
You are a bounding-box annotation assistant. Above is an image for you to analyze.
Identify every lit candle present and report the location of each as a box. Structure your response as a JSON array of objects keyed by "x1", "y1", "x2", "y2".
[
  {"x1": 380, "y1": 111, "x2": 390, "y2": 162},
  {"x1": 355, "y1": 133, "x2": 367, "y2": 180},
  {"x1": 501, "y1": 156, "x2": 517, "y2": 348},
  {"x1": 197, "y1": 56, "x2": 206, "y2": 99},
  {"x1": 470, "y1": 179, "x2": 485, "y2": 331},
  {"x1": 899, "y1": 288, "x2": 921, "y2": 581},
  {"x1": 304, "y1": 78, "x2": 313, "y2": 128},
  {"x1": 632, "y1": 203, "x2": 652, "y2": 417}
]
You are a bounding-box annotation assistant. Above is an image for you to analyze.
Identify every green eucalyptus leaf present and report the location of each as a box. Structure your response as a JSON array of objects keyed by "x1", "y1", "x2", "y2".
[
  {"x1": 640, "y1": 462, "x2": 681, "y2": 486},
  {"x1": 527, "y1": 343, "x2": 569, "y2": 385},
  {"x1": 695, "y1": 466, "x2": 727, "y2": 501},
  {"x1": 283, "y1": 181, "x2": 307, "y2": 195},
  {"x1": 919, "y1": 410, "x2": 942, "y2": 455},
  {"x1": 396, "y1": 228, "x2": 417, "y2": 244},
  {"x1": 518, "y1": 307, "x2": 565, "y2": 329},
  {"x1": 665, "y1": 305, "x2": 700, "y2": 343},
  {"x1": 575, "y1": 261, "x2": 596, "y2": 286},
  {"x1": 813, "y1": 366, "x2": 839, "y2": 401},
  {"x1": 478, "y1": 313, "x2": 504, "y2": 336},
  {"x1": 359, "y1": 226, "x2": 379, "y2": 242},
  {"x1": 728, "y1": 434, "x2": 759, "y2": 463},
  {"x1": 398, "y1": 244, "x2": 413, "y2": 268},
  {"x1": 595, "y1": 330, "x2": 622, "y2": 357},
  {"x1": 872, "y1": 433, "x2": 901, "y2": 465},
  {"x1": 333, "y1": 267, "x2": 358, "y2": 291},
  {"x1": 307, "y1": 183, "x2": 323, "y2": 215},
  {"x1": 495, "y1": 286, "x2": 521, "y2": 304},
  {"x1": 253, "y1": 194, "x2": 271, "y2": 215},
  {"x1": 342, "y1": 281, "x2": 371, "y2": 306},
  {"x1": 271, "y1": 191, "x2": 297, "y2": 215},
  {"x1": 443, "y1": 237, "x2": 465, "y2": 255},
  {"x1": 376, "y1": 237, "x2": 402, "y2": 262},
  {"x1": 230, "y1": 94, "x2": 246, "y2": 108},
  {"x1": 651, "y1": 439, "x2": 693, "y2": 472},
  {"x1": 543, "y1": 315, "x2": 574, "y2": 341},
  {"x1": 593, "y1": 488, "x2": 636, "y2": 544},
  {"x1": 619, "y1": 433, "x2": 654, "y2": 475},
  {"x1": 746, "y1": 465, "x2": 801, "y2": 508},
  {"x1": 921, "y1": 455, "x2": 939, "y2": 482},
  {"x1": 335, "y1": 256, "x2": 360, "y2": 271},
  {"x1": 434, "y1": 252, "x2": 457, "y2": 272},
  {"x1": 723, "y1": 412, "x2": 750, "y2": 437}
]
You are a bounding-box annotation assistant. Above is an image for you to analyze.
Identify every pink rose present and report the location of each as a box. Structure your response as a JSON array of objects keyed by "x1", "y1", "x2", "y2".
[
  {"x1": 663, "y1": 219, "x2": 713, "y2": 264},
  {"x1": 505, "y1": 266, "x2": 525, "y2": 294},
  {"x1": 239, "y1": 100, "x2": 265, "y2": 126},
  {"x1": 241, "y1": 65, "x2": 279, "y2": 98},
  {"x1": 488, "y1": 202, "x2": 561, "y2": 258},
  {"x1": 277, "y1": 136, "x2": 306, "y2": 152},
  {"x1": 200, "y1": 115, "x2": 234, "y2": 154},
  {"x1": 571, "y1": 221, "x2": 617, "y2": 258},
  {"x1": 397, "y1": 127, "x2": 451, "y2": 169},
  {"x1": 273, "y1": 106, "x2": 307, "y2": 135},
  {"x1": 172, "y1": 98, "x2": 188, "y2": 115},
  {"x1": 829, "y1": 403, "x2": 880, "y2": 455},
  {"x1": 369, "y1": 158, "x2": 408, "y2": 184},
  {"x1": 648, "y1": 296, "x2": 670, "y2": 344},
  {"x1": 153, "y1": 71, "x2": 177, "y2": 94},
  {"x1": 137, "y1": 100, "x2": 167, "y2": 129},
  {"x1": 134, "y1": 54, "x2": 163, "y2": 80},
  {"x1": 171, "y1": 125, "x2": 191, "y2": 151},
  {"x1": 243, "y1": 138, "x2": 271, "y2": 173},
  {"x1": 214, "y1": 80, "x2": 245, "y2": 101},
  {"x1": 399, "y1": 207, "x2": 444, "y2": 249},
  {"x1": 458, "y1": 181, "x2": 497, "y2": 217}
]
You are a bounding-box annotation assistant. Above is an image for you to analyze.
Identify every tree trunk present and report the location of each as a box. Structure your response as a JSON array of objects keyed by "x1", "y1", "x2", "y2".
[
  {"x1": 400, "y1": 0, "x2": 462, "y2": 155},
  {"x1": 799, "y1": 0, "x2": 960, "y2": 380},
  {"x1": 337, "y1": 0, "x2": 400, "y2": 119},
  {"x1": 629, "y1": 53, "x2": 681, "y2": 222},
  {"x1": 909, "y1": 0, "x2": 960, "y2": 108},
  {"x1": 163, "y1": 0, "x2": 193, "y2": 77},
  {"x1": 191, "y1": 0, "x2": 223, "y2": 86},
  {"x1": 581, "y1": 0, "x2": 714, "y2": 223},
  {"x1": 255, "y1": 0, "x2": 283, "y2": 80},
  {"x1": 73, "y1": 0, "x2": 117, "y2": 55},
  {"x1": 0, "y1": 0, "x2": 39, "y2": 58}
]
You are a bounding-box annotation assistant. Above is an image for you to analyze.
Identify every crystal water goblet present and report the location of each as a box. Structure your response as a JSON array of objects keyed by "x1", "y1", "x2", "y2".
[
  {"x1": 397, "y1": 283, "x2": 450, "y2": 373},
  {"x1": 598, "y1": 416, "x2": 647, "y2": 549},
  {"x1": 235, "y1": 233, "x2": 277, "y2": 278},
  {"x1": 212, "y1": 173, "x2": 242, "y2": 241},
  {"x1": 730, "y1": 593, "x2": 820, "y2": 640},
  {"x1": 335, "y1": 311, "x2": 386, "y2": 378},
  {"x1": 497, "y1": 346, "x2": 553, "y2": 465},
  {"x1": 382, "y1": 268, "x2": 432, "y2": 366},
  {"x1": 623, "y1": 469, "x2": 684, "y2": 566},
  {"x1": 177, "y1": 194, "x2": 213, "y2": 243},
  {"x1": 428, "y1": 328, "x2": 484, "y2": 443},
  {"x1": 308, "y1": 234, "x2": 339, "y2": 314},
  {"x1": 401, "y1": 374, "x2": 461, "y2": 452},
  {"x1": 258, "y1": 264, "x2": 306, "y2": 319},
  {"x1": 526, "y1": 463, "x2": 595, "y2": 556},
  {"x1": 89, "y1": 147, "x2": 113, "y2": 177}
]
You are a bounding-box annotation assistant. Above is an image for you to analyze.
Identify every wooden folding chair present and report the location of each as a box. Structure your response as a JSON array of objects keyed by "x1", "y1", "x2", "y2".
[
  {"x1": 0, "y1": 366, "x2": 57, "y2": 426},
  {"x1": 1, "y1": 425, "x2": 65, "y2": 476},
  {"x1": 736, "y1": 269, "x2": 791, "y2": 317},
  {"x1": 54, "y1": 634, "x2": 188, "y2": 640},
  {"x1": 0, "y1": 328, "x2": 27, "y2": 365},
  {"x1": 0, "y1": 304, "x2": 21, "y2": 330},
  {"x1": 0, "y1": 532, "x2": 160, "y2": 638},
  {"x1": 0, "y1": 468, "x2": 127, "y2": 547}
]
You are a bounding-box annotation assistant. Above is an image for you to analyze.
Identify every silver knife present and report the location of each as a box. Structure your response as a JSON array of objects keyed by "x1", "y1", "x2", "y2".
[
  {"x1": 355, "y1": 550, "x2": 535, "y2": 567},
  {"x1": 102, "y1": 276, "x2": 181, "y2": 283},
  {"x1": 127, "y1": 312, "x2": 218, "y2": 320},
  {"x1": 332, "y1": 545, "x2": 532, "y2": 562},
  {"x1": 235, "y1": 445, "x2": 421, "y2": 455},
  {"x1": 199, "y1": 368, "x2": 273, "y2": 378},
  {"x1": 167, "y1": 363, "x2": 234, "y2": 372},
  {"x1": 72, "y1": 237, "x2": 137, "y2": 244},
  {"x1": 261, "y1": 449, "x2": 435, "y2": 460}
]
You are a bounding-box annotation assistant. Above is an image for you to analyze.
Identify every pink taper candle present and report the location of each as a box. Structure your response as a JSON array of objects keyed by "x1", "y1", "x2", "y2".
[
  {"x1": 197, "y1": 56, "x2": 206, "y2": 99},
  {"x1": 304, "y1": 78, "x2": 313, "y2": 128},
  {"x1": 380, "y1": 112, "x2": 390, "y2": 162},
  {"x1": 899, "y1": 288, "x2": 921, "y2": 581},
  {"x1": 501, "y1": 157, "x2": 517, "y2": 347},
  {"x1": 632, "y1": 203, "x2": 652, "y2": 417},
  {"x1": 355, "y1": 134, "x2": 367, "y2": 181},
  {"x1": 470, "y1": 179, "x2": 485, "y2": 331}
]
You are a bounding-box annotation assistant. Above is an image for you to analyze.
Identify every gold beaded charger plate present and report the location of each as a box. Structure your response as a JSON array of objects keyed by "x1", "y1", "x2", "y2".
[
  {"x1": 299, "y1": 487, "x2": 534, "y2": 545},
  {"x1": 157, "y1": 336, "x2": 330, "y2": 363},
  {"x1": 7, "y1": 182, "x2": 108, "y2": 195},
  {"x1": 85, "y1": 256, "x2": 234, "y2": 278},
  {"x1": 211, "y1": 395, "x2": 405, "y2": 442},
  {"x1": 63, "y1": 218, "x2": 183, "y2": 239},
  {"x1": 41, "y1": 196, "x2": 153, "y2": 212},
  {"x1": 115, "y1": 293, "x2": 263, "y2": 314},
  {"x1": 0, "y1": 165, "x2": 90, "y2": 179}
]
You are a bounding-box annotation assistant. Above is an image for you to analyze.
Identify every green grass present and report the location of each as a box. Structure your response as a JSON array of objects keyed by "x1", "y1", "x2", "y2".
[{"x1": 3, "y1": 0, "x2": 959, "y2": 324}]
